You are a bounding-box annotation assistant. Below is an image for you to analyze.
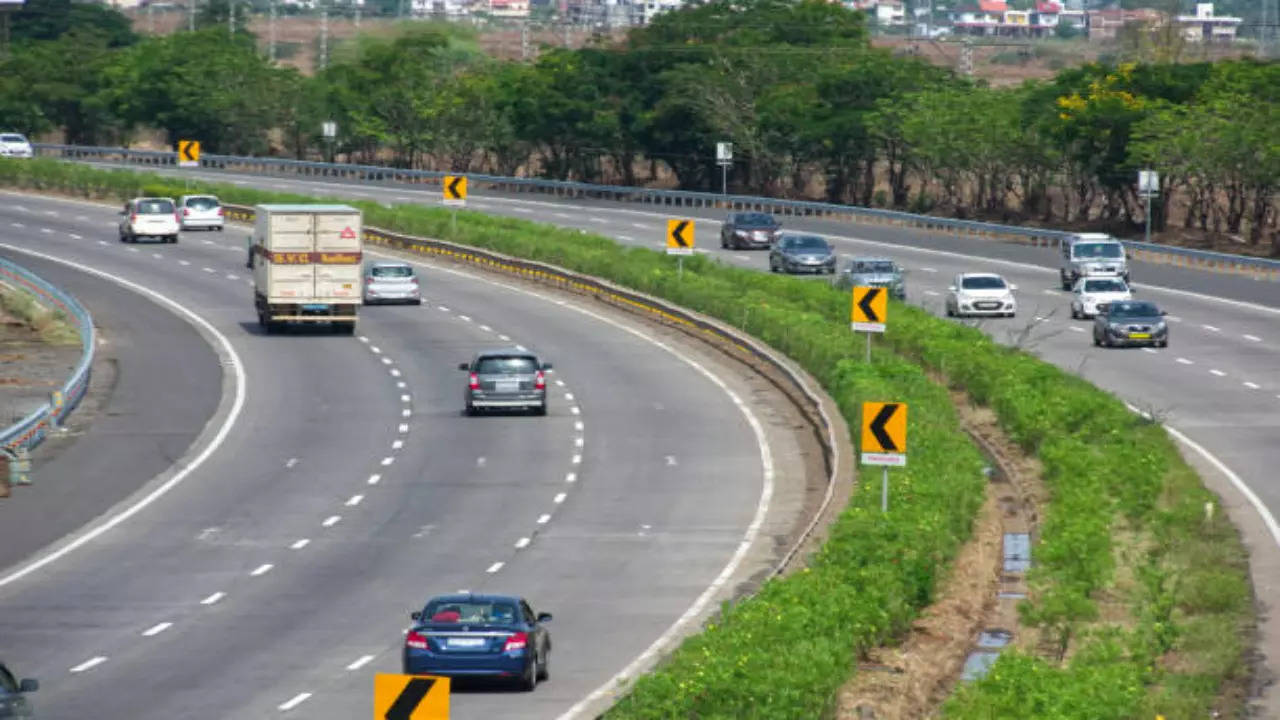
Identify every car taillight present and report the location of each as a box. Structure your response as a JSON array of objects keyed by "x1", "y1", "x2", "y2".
[
  {"x1": 469, "y1": 373, "x2": 480, "y2": 390},
  {"x1": 503, "y1": 632, "x2": 528, "y2": 652},
  {"x1": 410, "y1": 276, "x2": 418, "y2": 284},
  {"x1": 183, "y1": 207, "x2": 191, "y2": 216},
  {"x1": 535, "y1": 371, "x2": 545, "y2": 390},
  {"x1": 130, "y1": 214, "x2": 138, "y2": 224},
  {"x1": 405, "y1": 630, "x2": 429, "y2": 650},
  {"x1": 365, "y1": 276, "x2": 375, "y2": 284},
  {"x1": 216, "y1": 207, "x2": 224, "y2": 216}
]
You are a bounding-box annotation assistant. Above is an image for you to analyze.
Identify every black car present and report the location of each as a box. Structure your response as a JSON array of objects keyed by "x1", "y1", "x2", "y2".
[
  {"x1": 769, "y1": 234, "x2": 836, "y2": 274},
  {"x1": 460, "y1": 349, "x2": 552, "y2": 416},
  {"x1": 0, "y1": 661, "x2": 37, "y2": 718},
  {"x1": 403, "y1": 593, "x2": 552, "y2": 691},
  {"x1": 1092, "y1": 300, "x2": 1169, "y2": 348},
  {"x1": 720, "y1": 212, "x2": 781, "y2": 249}
]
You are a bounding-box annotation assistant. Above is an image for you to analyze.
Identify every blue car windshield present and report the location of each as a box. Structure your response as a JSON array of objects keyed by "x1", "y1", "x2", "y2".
[{"x1": 424, "y1": 601, "x2": 518, "y2": 625}]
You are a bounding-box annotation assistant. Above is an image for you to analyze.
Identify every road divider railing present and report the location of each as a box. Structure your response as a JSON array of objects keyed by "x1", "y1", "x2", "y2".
[
  {"x1": 0, "y1": 256, "x2": 95, "y2": 464},
  {"x1": 36, "y1": 143, "x2": 1280, "y2": 283}
]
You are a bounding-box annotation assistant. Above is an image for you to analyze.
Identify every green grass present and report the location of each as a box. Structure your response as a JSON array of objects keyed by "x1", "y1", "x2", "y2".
[
  {"x1": 0, "y1": 157, "x2": 1253, "y2": 718},
  {"x1": 0, "y1": 283, "x2": 80, "y2": 346}
]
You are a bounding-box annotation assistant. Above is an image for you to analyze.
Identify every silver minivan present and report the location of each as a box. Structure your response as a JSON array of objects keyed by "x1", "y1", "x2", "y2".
[
  {"x1": 1059, "y1": 233, "x2": 1129, "y2": 290},
  {"x1": 459, "y1": 349, "x2": 552, "y2": 416}
]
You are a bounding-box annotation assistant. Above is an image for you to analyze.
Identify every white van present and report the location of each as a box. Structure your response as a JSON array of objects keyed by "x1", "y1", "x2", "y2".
[{"x1": 1059, "y1": 233, "x2": 1129, "y2": 290}]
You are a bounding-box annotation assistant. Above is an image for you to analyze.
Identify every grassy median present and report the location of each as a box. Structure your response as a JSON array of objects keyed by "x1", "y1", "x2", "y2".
[{"x1": 0, "y1": 158, "x2": 1253, "y2": 718}]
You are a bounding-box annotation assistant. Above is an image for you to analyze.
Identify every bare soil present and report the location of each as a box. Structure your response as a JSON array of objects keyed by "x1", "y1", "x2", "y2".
[{"x1": 0, "y1": 300, "x2": 82, "y2": 429}]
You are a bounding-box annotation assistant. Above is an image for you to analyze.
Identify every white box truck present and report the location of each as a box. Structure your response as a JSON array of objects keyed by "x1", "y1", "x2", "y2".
[{"x1": 251, "y1": 204, "x2": 363, "y2": 334}]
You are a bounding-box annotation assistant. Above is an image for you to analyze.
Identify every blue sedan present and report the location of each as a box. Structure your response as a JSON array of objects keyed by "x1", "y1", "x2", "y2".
[{"x1": 402, "y1": 593, "x2": 552, "y2": 691}]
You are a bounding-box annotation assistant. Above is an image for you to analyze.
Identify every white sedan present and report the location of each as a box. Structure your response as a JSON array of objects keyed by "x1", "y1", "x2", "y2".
[
  {"x1": 945, "y1": 273, "x2": 1018, "y2": 318},
  {"x1": 1070, "y1": 277, "x2": 1132, "y2": 319}
]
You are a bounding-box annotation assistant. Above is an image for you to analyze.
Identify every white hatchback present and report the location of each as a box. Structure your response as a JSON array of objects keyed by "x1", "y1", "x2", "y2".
[
  {"x1": 178, "y1": 195, "x2": 224, "y2": 231},
  {"x1": 946, "y1": 273, "x2": 1018, "y2": 318},
  {"x1": 1070, "y1": 277, "x2": 1132, "y2": 319},
  {"x1": 0, "y1": 133, "x2": 33, "y2": 158},
  {"x1": 119, "y1": 197, "x2": 181, "y2": 244}
]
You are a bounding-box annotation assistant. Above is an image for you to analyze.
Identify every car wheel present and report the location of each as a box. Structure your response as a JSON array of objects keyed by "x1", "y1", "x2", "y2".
[
  {"x1": 1093, "y1": 332, "x2": 1101, "y2": 347},
  {"x1": 464, "y1": 403, "x2": 477, "y2": 417},
  {"x1": 537, "y1": 645, "x2": 550, "y2": 681},
  {"x1": 533, "y1": 403, "x2": 548, "y2": 416},
  {"x1": 520, "y1": 657, "x2": 538, "y2": 692},
  {"x1": 720, "y1": 235, "x2": 727, "y2": 249},
  {"x1": 1071, "y1": 307, "x2": 1079, "y2": 320},
  {"x1": 1157, "y1": 339, "x2": 1168, "y2": 348}
]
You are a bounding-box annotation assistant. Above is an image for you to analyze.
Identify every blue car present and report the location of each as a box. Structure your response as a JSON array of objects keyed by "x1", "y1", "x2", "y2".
[{"x1": 403, "y1": 593, "x2": 552, "y2": 691}]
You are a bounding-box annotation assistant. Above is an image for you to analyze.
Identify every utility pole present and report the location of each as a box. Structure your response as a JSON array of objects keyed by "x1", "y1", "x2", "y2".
[
  {"x1": 521, "y1": 20, "x2": 529, "y2": 60},
  {"x1": 562, "y1": 20, "x2": 570, "y2": 48},
  {"x1": 398, "y1": 0, "x2": 406, "y2": 18},
  {"x1": 958, "y1": 38, "x2": 974, "y2": 76},
  {"x1": 147, "y1": 2, "x2": 155, "y2": 33},
  {"x1": 269, "y1": 0, "x2": 277, "y2": 61},
  {"x1": 228, "y1": 0, "x2": 235, "y2": 37},
  {"x1": 319, "y1": 4, "x2": 329, "y2": 71},
  {"x1": 355, "y1": 5, "x2": 361, "y2": 30}
]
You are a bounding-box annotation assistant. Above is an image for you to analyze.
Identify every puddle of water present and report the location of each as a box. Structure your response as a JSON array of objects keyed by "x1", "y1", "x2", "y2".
[
  {"x1": 960, "y1": 650, "x2": 1001, "y2": 682},
  {"x1": 1003, "y1": 532, "x2": 1031, "y2": 572}
]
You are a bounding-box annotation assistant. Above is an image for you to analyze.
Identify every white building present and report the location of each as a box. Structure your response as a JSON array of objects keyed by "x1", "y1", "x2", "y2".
[{"x1": 1175, "y1": 3, "x2": 1242, "y2": 43}]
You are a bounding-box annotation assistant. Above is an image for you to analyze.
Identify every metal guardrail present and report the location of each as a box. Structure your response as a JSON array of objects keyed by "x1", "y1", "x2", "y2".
[
  {"x1": 0, "y1": 256, "x2": 95, "y2": 455},
  {"x1": 35, "y1": 143, "x2": 1280, "y2": 282}
]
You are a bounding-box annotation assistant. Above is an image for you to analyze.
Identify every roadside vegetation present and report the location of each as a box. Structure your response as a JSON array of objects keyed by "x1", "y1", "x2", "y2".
[
  {"x1": 0, "y1": 157, "x2": 1253, "y2": 717},
  {"x1": 0, "y1": 282, "x2": 79, "y2": 346}
]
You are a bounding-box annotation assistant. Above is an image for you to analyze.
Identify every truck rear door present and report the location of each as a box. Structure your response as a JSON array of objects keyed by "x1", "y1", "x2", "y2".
[
  {"x1": 313, "y1": 213, "x2": 362, "y2": 302},
  {"x1": 264, "y1": 211, "x2": 315, "y2": 301}
]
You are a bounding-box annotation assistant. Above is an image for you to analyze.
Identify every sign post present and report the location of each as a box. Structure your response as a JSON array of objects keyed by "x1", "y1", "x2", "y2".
[
  {"x1": 860, "y1": 401, "x2": 907, "y2": 513},
  {"x1": 1138, "y1": 169, "x2": 1158, "y2": 245},
  {"x1": 443, "y1": 175, "x2": 467, "y2": 236},
  {"x1": 373, "y1": 673, "x2": 449, "y2": 720},
  {"x1": 850, "y1": 286, "x2": 887, "y2": 362},
  {"x1": 715, "y1": 142, "x2": 733, "y2": 196},
  {"x1": 666, "y1": 219, "x2": 694, "y2": 279},
  {"x1": 322, "y1": 120, "x2": 338, "y2": 163}
]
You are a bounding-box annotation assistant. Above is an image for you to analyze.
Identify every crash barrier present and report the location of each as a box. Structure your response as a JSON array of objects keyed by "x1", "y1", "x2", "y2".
[
  {"x1": 0, "y1": 256, "x2": 95, "y2": 459},
  {"x1": 225, "y1": 203, "x2": 845, "y2": 578},
  {"x1": 36, "y1": 143, "x2": 1280, "y2": 283}
]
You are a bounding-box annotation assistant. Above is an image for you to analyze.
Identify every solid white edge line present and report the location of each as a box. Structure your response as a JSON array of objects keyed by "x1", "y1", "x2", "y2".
[
  {"x1": 278, "y1": 692, "x2": 312, "y2": 711},
  {"x1": 0, "y1": 242, "x2": 247, "y2": 592},
  {"x1": 1166, "y1": 425, "x2": 1280, "y2": 547}
]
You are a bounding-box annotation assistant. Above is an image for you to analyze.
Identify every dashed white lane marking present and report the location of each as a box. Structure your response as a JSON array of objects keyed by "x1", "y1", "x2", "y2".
[
  {"x1": 346, "y1": 655, "x2": 375, "y2": 671},
  {"x1": 358, "y1": 336, "x2": 369, "y2": 343},
  {"x1": 1203, "y1": 324, "x2": 1221, "y2": 332},
  {"x1": 278, "y1": 693, "x2": 312, "y2": 712},
  {"x1": 392, "y1": 440, "x2": 404, "y2": 450},
  {"x1": 515, "y1": 537, "x2": 531, "y2": 549},
  {"x1": 574, "y1": 421, "x2": 584, "y2": 431},
  {"x1": 250, "y1": 563, "x2": 274, "y2": 577},
  {"x1": 128, "y1": 247, "x2": 139, "y2": 252},
  {"x1": 487, "y1": 562, "x2": 505, "y2": 573},
  {"x1": 179, "y1": 260, "x2": 191, "y2": 266},
  {"x1": 1166, "y1": 315, "x2": 1183, "y2": 322},
  {"x1": 498, "y1": 334, "x2": 511, "y2": 341},
  {"x1": 734, "y1": 254, "x2": 751, "y2": 261},
  {"x1": 476, "y1": 457, "x2": 486, "y2": 467},
  {"x1": 1210, "y1": 369, "x2": 1227, "y2": 377},
  {"x1": 398, "y1": 423, "x2": 409, "y2": 433},
  {"x1": 923, "y1": 290, "x2": 940, "y2": 297},
  {"x1": 43, "y1": 210, "x2": 56, "y2": 216},
  {"x1": 226, "y1": 274, "x2": 238, "y2": 280},
  {"x1": 290, "y1": 539, "x2": 310, "y2": 550},
  {"x1": 458, "y1": 314, "x2": 472, "y2": 322},
  {"x1": 515, "y1": 344, "x2": 528, "y2": 351},
  {"x1": 400, "y1": 394, "x2": 411, "y2": 403},
  {"x1": 396, "y1": 381, "x2": 406, "y2": 389},
  {"x1": 380, "y1": 457, "x2": 395, "y2": 466},
  {"x1": 401, "y1": 408, "x2": 412, "y2": 418},
  {"x1": 631, "y1": 222, "x2": 649, "y2": 229},
  {"x1": 1177, "y1": 357, "x2": 1194, "y2": 365},
  {"x1": 1245, "y1": 334, "x2": 1262, "y2": 342},
  {"x1": 285, "y1": 458, "x2": 298, "y2": 469},
  {"x1": 380, "y1": 357, "x2": 393, "y2": 365},
  {"x1": 40, "y1": 227, "x2": 52, "y2": 234},
  {"x1": 555, "y1": 379, "x2": 566, "y2": 387},
  {"x1": 566, "y1": 472, "x2": 577, "y2": 483},
  {"x1": 553, "y1": 212, "x2": 572, "y2": 219},
  {"x1": 323, "y1": 515, "x2": 342, "y2": 527},
  {"x1": 574, "y1": 437, "x2": 584, "y2": 448},
  {"x1": 97, "y1": 240, "x2": 108, "y2": 246},
  {"x1": 554, "y1": 493, "x2": 567, "y2": 504},
  {"x1": 202, "y1": 267, "x2": 215, "y2": 273},
  {"x1": 8, "y1": 222, "x2": 22, "y2": 228},
  {"x1": 570, "y1": 406, "x2": 581, "y2": 415},
  {"x1": 370, "y1": 346, "x2": 382, "y2": 354},
  {"x1": 346, "y1": 495, "x2": 364, "y2": 507},
  {"x1": 152, "y1": 253, "x2": 162, "y2": 259},
  {"x1": 368, "y1": 474, "x2": 381, "y2": 485},
  {"x1": 618, "y1": 235, "x2": 634, "y2": 242},
  {"x1": 390, "y1": 368, "x2": 401, "y2": 377},
  {"x1": 142, "y1": 622, "x2": 173, "y2": 637},
  {"x1": 479, "y1": 324, "x2": 492, "y2": 332},
  {"x1": 565, "y1": 392, "x2": 575, "y2": 401},
  {"x1": 921, "y1": 267, "x2": 938, "y2": 273},
  {"x1": 1068, "y1": 326, "x2": 1085, "y2": 333},
  {"x1": 395, "y1": 196, "x2": 414, "y2": 202},
  {"x1": 70, "y1": 656, "x2": 108, "y2": 673},
  {"x1": 1245, "y1": 382, "x2": 1260, "y2": 389},
  {"x1": 437, "y1": 305, "x2": 450, "y2": 312},
  {"x1": 1142, "y1": 348, "x2": 1158, "y2": 354},
  {"x1": 68, "y1": 233, "x2": 82, "y2": 240},
  {"x1": 1042, "y1": 289, "x2": 1057, "y2": 296},
  {"x1": 665, "y1": 455, "x2": 677, "y2": 466},
  {"x1": 537, "y1": 514, "x2": 551, "y2": 524},
  {"x1": 590, "y1": 217, "x2": 609, "y2": 223},
  {"x1": 572, "y1": 454, "x2": 582, "y2": 464},
  {"x1": 200, "y1": 592, "x2": 225, "y2": 605}
]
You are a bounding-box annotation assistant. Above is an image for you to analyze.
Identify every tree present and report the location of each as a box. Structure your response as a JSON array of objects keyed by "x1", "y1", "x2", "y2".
[{"x1": 10, "y1": 0, "x2": 137, "y2": 48}]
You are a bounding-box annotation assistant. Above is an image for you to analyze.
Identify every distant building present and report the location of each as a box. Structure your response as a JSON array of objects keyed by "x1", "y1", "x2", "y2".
[
  {"x1": 1085, "y1": 7, "x2": 1164, "y2": 41},
  {"x1": 1175, "y1": 3, "x2": 1242, "y2": 43},
  {"x1": 488, "y1": 0, "x2": 531, "y2": 17}
]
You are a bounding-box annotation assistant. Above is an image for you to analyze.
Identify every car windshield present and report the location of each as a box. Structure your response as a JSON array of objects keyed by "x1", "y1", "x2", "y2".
[
  {"x1": 185, "y1": 196, "x2": 219, "y2": 210},
  {"x1": 788, "y1": 236, "x2": 827, "y2": 250},
  {"x1": 1083, "y1": 279, "x2": 1127, "y2": 293},
  {"x1": 475, "y1": 356, "x2": 537, "y2": 375},
  {"x1": 371, "y1": 265, "x2": 413, "y2": 278},
  {"x1": 0, "y1": 134, "x2": 26, "y2": 143},
  {"x1": 137, "y1": 199, "x2": 174, "y2": 214},
  {"x1": 961, "y1": 276, "x2": 1006, "y2": 290},
  {"x1": 1109, "y1": 302, "x2": 1160, "y2": 318},
  {"x1": 423, "y1": 600, "x2": 518, "y2": 625},
  {"x1": 852, "y1": 261, "x2": 896, "y2": 274},
  {"x1": 0, "y1": 665, "x2": 17, "y2": 693},
  {"x1": 1073, "y1": 242, "x2": 1123, "y2": 259},
  {"x1": 735, "y1": 213, "x2": 775, "y2": 228}
]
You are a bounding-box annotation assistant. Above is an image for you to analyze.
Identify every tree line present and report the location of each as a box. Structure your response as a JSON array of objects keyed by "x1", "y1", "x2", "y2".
[{"x1": 2, "y1": 0, "x2": 1276, "y2": 251}]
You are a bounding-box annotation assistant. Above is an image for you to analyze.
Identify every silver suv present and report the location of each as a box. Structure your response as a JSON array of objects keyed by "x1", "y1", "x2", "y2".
[
  {"x1": 1059, "y1": 233, "x2": 1129, "y2": 290},
  {"x1": 836, "y1": 257, "x2": 906, "y2": 300},
  {"x1": 460, "y1": 349, "x2": 552, "y2": 416}
]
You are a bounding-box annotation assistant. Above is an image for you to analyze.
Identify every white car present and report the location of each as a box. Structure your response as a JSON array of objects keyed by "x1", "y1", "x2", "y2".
[
  {"x1": 119, "y1": 197, "x2": 181, "y2": 244},
  {"x1": 1070, "y1": 277, "x2": 1132, "y2": 319},
  {"x1": 0, "y1": 133, "x2": 33, "y2": 158},
  {"x1": 178, "y1": 194, "x2": 224, "y2": 231},
  {"x1": 945, "y1": 273, "x2": 1018, "y2": 318}
]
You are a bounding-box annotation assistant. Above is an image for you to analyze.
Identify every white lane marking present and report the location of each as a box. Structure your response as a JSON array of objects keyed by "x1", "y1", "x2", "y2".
[
  {"x1": 142, "y1": 622, "x2": 173, "y2": 637},
  {"x1": 572, "y1": 454, "x2": 582, "y2": 464},
  {"x1": 476, "y1": 457, "x2": 486, "y2": 467},
  {"x1": 200, "y1": 592, "x2": 225, "y2": 605},
  {"x1": 69, "y1": 233, "x2": 82, "y2": 240},
  {"x1": 487, "y1": 562, "x2": 504, "y2": 573},
  {"x1": 515, "y1": 344, "x2": 528, "y2": 351},
  {"x1": 574, "y1": 437, "x2": 584, "y2": 448},
  {"x1": 11, "y1": 206, "x2": 25, "y2": 212},
  {"x1": 346, "y1": 495, "x2": 364, "y2": 507},
  {"x1": 358, "y1": 336, "x2": 370, "y2": 343},
  {"x1": 278, "y1": 693, "x2": 312, "y2": 712},
  {"x1": 458, "y1": 314, "x2": 472, "y2": 322},
  {"x1": 1166, "y1": 315, "x2": 1183, "y2": 322},
  {"x1": 179, "y1": 260, "x2": 191, "y2": 266},
  {"x1": 921, "y1": 267, "x2": 938, "y2": 273},
  {"x1": 396, "y1": 381, "x2": 406, "y2": 389},
  {"x1": 566, "y1": 472, "x2": 577, "y2": 483},
  {"x1": 1245, "y1": 381, "x2": 1260, "y2": 389},
  {"x1": 515, "y1": 537, "x2": 531, "y2": 549},
  {"x1": 70, "y1": 656, "x2": 108, "y2": 673},
  {"x1": 590, "y1": 217, "x2": 609, "y2": 224},
  {"x1": 575, "y1": 421, "x2": 584, "y2": 431},
  {"x1": 370, "y1": 346, "x2": 382, "y2": 354},
  {"x1": 570, "y1": 406, "x2": 581, "y2": 415},
  {"x1": 226, "y1": 274, "x2": 238, "y2": 281},
  {"x1": 97, "y1": 240, "x2": 107, "y2": 246},
  {"x1": 618, "y1": 235, "x2": 635, "y2": 242},
  {"x1": 40, "y1": 227, "x2": 52, "y2": 234},
  {"x1": 323, "y1": 515, "x2": 342, "y2": 527},
  {"x1": 400, "y1": 394, "x2": 411, "y2": 403},
  {"x1": 479, "y1": 324, "x2": 492, "y2": 332},
  {"x1": 1177, "y1": 357, "x2": 1195, "y2": 365},
  {"x1": 1042, "y1": 289, "x2": 1057, "y2": 296},
  {"x1": 554, "y1": 492, "x2": 567, "y2": 504},
  {"x1": 554, "y1": 212, "x2": 572, "y2": 219},
  {"x1": 1068, "y1": 326, "x2": 1084, "y2": 333},
  {"x1": 537, "y1": 514, "x2": 551, "y2": 524},
  {"x1": 128, "y1": 246, "x2": 139, "y2": 252},
  {"x1": 346, "y1": 655, "x2": 375, "y2": 671},
  {"x1": 202, "y1": 267, "x2": 215, "y2": 273},
  {"x1": 665, "y1": 455, "x2": 677, "y2": 466},
  {"x1": 1210, "y1": 369, "x2": 1227, "y2": 377},
  {"x1": 923, "y1": 290, "x2": 940, "y2": 297},
  {"x1": 398, "y1": 423, "x2": 409, "y2": 433},
  {"x1": 555, "y1": 379, "x2": 566, "y2": 387},
  {"x1": 0, "y1": 242, "x2": 247, "y2": 592},
  {"x1": 43, "y1": 210, "x2": 56, "y2": 216},
  {"x1": 632, "y1": 222, "x2": 649, "y2": 229},
  {"x1": 402, "y1": 408, "x2": 412, "y2": 418},
  {"x1": 395, "y1": 196, "x2": 414, "y2": 202},
  {"x1": 381, "y1": 457, "x2": 395, "y2": 466},
  {"x1": 290, "y1": 539, "x2": 310, "y2": 550},
  {"x1": 285, "y1": 458, "x2": 298, "y2": 469},
  {"x1": 565, "y1": 392, "x2": 575, "y2": 401},
  {"x1": 8, "y1": 222, "x2": 22, "y2": 228},
  {"x1": 513, "y1": 207, "x2": 533, "y2": 213},
  {"x1": 392, "y1": 439, "x2": 404, "y2": 450},
  {"x1": 152, "y1": 253, "x2": 163, "y2": 259},
  {"x1": 498, "y1": 334, "x2": 511, "y2": 341},
  {"x1": 1142, "y1": 348, "x2": 1158, "y2": 354},
  {"x1": 1245, "y1": 334, "x2": 1262, "y2": 342},
  {"x1": 381, "y1": 357, "x2": 393, "y2": 365},
  {"x1": 437, "y1": 305, "x2": 450, "y2": 312},
  {"x1": 390, "y1": 368, "x2": 401, "y2": 377},
  {"x1": 251, "y1": 564, "x2": 273, "y2": 576},
  {"x1": 1203, "y1": 324, "x2": 1221, "y2": 332},
  {"x1": 368, "y1": 474, "x2": 381, "y2": 485}
]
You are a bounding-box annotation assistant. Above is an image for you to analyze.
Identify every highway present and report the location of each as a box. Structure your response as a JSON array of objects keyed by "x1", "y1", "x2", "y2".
[{"x1": 0, "y1": 192, "x2": 805, "y2": 718}]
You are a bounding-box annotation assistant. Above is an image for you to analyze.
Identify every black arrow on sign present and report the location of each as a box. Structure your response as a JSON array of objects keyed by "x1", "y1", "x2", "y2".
[
  {"x1": 857, "y1": 287, "x2": 882, "y2": 323},
  {"x1": 446, "y1": 177, "x2": 464, "y2": 199},
  {"x1": 671, "y1": 221, "x2": 690, "y2": 247},
  {"x1": 869, "y1": 403, "x2": 899, "y2": 452},
  {"x1": 181, "y1": 142, "x2": 197, "y2": 161},
  {"x1": 385, "y1": 677, "x2": 435, "y2": 720}
]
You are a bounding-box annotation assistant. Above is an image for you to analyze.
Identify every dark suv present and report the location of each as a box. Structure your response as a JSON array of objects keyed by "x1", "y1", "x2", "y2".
[
  {"x1": 720, "y1": 212, "x2": 781, "y2": 249},
  {"x1": 0, "y1": 661, "x2": 37, "y2": 718},
  {"x1": 460, "y1": 349, "x2": 553, "y2": 416}
]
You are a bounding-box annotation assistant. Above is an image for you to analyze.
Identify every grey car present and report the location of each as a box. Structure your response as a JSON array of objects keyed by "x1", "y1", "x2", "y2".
[
  {"x1": 0, "y1": 661, "x2": 37, "y2": 718},
  {"x1": 460, "y1": 349, "x2": 552, "y2": 416},
  {"x1": 835, "y1": 257, "x2": 906, "y2": 300},
  {"x1": 768, "y1": 234, "x2": 836, "y2": 274},
  {"x1": 1092, "y1": 300, "x2": 1169, "y2": 348},
  {"x1": 364, "y1": 261, "x2": 421, "y2": 305},
  {"x1": 720, "y1": 212, "x2": 781, "y2": 249}
]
